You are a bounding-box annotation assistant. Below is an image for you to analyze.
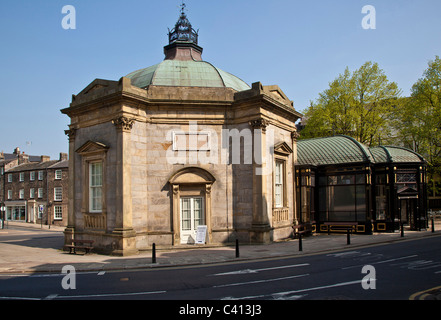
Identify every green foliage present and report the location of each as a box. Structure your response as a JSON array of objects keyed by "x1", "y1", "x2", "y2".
[
  {"x1": 393, "y1": 56, "x2": 441, "y2": 176},
  {"x1": 301, "y1": 62, "x2": 401, "y2": 146}
]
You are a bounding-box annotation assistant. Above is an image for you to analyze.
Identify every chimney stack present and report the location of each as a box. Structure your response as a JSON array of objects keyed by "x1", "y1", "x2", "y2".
[{"x1": 59, "y1": 152, "x2": 68, "y2": 161}]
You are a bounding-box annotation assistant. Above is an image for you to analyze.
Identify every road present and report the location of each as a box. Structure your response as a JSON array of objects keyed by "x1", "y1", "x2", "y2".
[{"x1": 1, "y1": 235, "x2": 441, "y2": 304}]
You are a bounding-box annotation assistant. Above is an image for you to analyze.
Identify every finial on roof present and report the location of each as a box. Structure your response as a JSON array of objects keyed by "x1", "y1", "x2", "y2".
[
  {"x1": 180, "y1": 1, "x2": 187, "y2": 15},
  {"x1": 168, "y1": 2, "x2": 199, "y2": 45}
]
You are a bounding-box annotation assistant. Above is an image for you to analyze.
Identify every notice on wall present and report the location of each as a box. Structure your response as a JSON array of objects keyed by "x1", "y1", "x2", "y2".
[{"x1": 195, "y1": 225, "x2": 207, "y2": 245}]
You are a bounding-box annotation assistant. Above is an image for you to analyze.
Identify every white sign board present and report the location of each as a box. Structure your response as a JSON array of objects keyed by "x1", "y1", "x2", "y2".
[
  {"x1": 195, "y1": 225, "x2": 207, "y2": 244},
  {"x1": 38, "y1": 205, "x2": 44, "y2": 213}
]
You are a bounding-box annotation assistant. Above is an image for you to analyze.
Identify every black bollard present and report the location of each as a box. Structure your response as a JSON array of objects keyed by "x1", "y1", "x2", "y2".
[
  {"x1": 152, "y1": 243, "x2": 156, "y2": 264},
  {"x1": 432, "y1": 218, "x2": 435, "y2": 233},
  {"x1": 347, "y1": 229, "x2": 351, "y2": 245},
  {"x1": 401, "y1": 223, "x2": 404, "y2": 237},
  {"x1": 298, "y1": 233, "x2": 303, "y2": 252},
  {"x1": 236, "y1": 239, "x2": 240, "y2": 258}
]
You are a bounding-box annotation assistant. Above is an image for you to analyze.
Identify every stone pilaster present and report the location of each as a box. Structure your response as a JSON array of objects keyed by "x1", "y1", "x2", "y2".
[
  {"x1": 64, "y1": 128, "x2": 76, "y2": 242},
  {"x1": 111, "y1": 116, "x2": 138, "y2": 256},
  {"x1": 249, "y1": 118, "x2": 271, "y2": 243},
  {"x1": 291, "y1": 129, "x2": 300, "y2": 225}
]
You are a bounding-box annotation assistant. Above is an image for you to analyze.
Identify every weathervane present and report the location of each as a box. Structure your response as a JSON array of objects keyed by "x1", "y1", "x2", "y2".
[
  {"x1": 180, "y1": 1, "x2": 187, "y2": 15},
  {"x1": 168, "y1": 1, "x2": 199, "y2": 45}
]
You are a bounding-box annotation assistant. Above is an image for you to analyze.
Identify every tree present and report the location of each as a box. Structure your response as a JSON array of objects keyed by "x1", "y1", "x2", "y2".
[
  {"x1": 301, "y1": 62, "x2": 401, "y2": 146},
  {"x1": 393, "y1": 56, "x2": 441, "y2": 178}
]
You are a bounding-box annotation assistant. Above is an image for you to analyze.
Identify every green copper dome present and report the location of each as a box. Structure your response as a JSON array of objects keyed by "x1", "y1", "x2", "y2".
[{"x1": 126, "y1": 60, "x2": 250, "y2": 92}]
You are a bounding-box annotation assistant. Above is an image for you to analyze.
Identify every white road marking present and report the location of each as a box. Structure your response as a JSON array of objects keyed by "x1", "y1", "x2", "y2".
[
  {"x1": 0, "y1": 296, "x2": 41, "y2": 300},
  {"x1": 54, "y1": 290, "x2": 166, "y2": 299},
  {"x1": 212, "y1": 263, "x2": 309, "y2": 276},
  {"x1": 213, "y1": 273, "x2": 310, "y2": 288},
  {"x1": 341, "y1": 255, "x2": 418, "y2": 270},
  {"x1": 221, "y1": 279, "x2": 362, "y2": 300}
]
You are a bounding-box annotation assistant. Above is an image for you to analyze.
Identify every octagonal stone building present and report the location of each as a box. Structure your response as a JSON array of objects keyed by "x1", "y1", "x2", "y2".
[{"x1": 61, "y1": 9, "x2": 302, "y2": 255}]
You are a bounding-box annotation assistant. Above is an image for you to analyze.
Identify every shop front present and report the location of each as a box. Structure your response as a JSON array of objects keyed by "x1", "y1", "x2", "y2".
[{"x1": 5, "y1": 202, "x2": 27, "y2": 222}]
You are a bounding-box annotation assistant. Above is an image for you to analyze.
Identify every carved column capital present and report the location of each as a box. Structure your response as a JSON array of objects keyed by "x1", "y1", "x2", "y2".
[
  {"x1": 291, "y1": 129, "x2": 300, "y2": 141},
  {"x1": 64, "y1": 128, "x2": 77, "y2": 142},
  {"x1": 249, "y1": 118, "x2": 269, "y2": 132},
  {"x1": 112, "y1": 116, "x2": 135, "y2": 132}
]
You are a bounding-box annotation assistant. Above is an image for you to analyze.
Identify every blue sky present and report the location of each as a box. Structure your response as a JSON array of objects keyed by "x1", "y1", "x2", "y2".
[{"x1": 1, "y1": 0, "x2": 440, "y2": 159}]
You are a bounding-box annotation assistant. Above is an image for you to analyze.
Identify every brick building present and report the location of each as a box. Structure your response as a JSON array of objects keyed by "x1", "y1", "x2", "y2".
[{"x1": 1, "y1": 149, "x2": 68, "y2": 227}]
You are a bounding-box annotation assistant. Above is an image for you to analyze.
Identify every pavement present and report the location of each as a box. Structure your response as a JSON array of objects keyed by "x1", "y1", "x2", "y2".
[{"x1": 1, "y1": 220, "x2": 441, "y2": 277}]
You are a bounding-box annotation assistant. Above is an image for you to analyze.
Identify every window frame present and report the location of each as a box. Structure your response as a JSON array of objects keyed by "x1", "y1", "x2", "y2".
[
  {"x1": 88, "y1": 161, "x2": 103, "y2": 213},
  {"x1": 274, "y1": 160, "x2": 285, "y2": 208},
  {"x1": 54, "y1": 187, "x2": 63, "y2": 202},
  {"x1": 55, "y1": 169, "x2": 62, "y2": 180},
  {"x1": 54, "y1": 206, "x2": 63, "y2": 220}
]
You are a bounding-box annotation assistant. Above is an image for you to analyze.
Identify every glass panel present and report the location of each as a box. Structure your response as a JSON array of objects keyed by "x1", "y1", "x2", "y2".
[
  {"x1": 397, "y1": 173, "x2": 416, "y2": 183},
  {"x1": 275, "y1": 185, "x2": 282, "y2": 207},
  {"x1": 376, "y1": 185, "x2": 387, "y2": 220},
  {"x1": 91, "y1": 187, "x2": 102, "y2": 211},
  {"x1": 328, "y1": 176, "x2": 337, "y2": 185},
  {"x1": 181, "y1": 198, "x2": 191, "y2": 231},
  {"x1": 193, "y1": 198, "x2": 204, "y2": 227},
  {"x1": 90, "y1": 162, "x2": 103, "y2": 187},
  {"x1": 356, "y1": 174, "x2": 365, "y2": 184},
  {"x1": 318, "y1": 187, "x2": 326, "y2": 212},
  {"x1": 338, "y1": 175, "x2": 355, "y2": 185},
  {"x1": 356, "y1": 185, "x2": 366, "y2": 220},
  {"x1": 332, "y1": 186, "x2": 355, "y2": 213},
  {"x1": 275, "y1": 161, "x2": 284, "y2": 207}
]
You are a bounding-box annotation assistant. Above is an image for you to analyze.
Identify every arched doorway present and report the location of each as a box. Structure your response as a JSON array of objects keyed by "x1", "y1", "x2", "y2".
[{"x1": 168, "y1": 167, "x2": 216, "y2": 245}]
